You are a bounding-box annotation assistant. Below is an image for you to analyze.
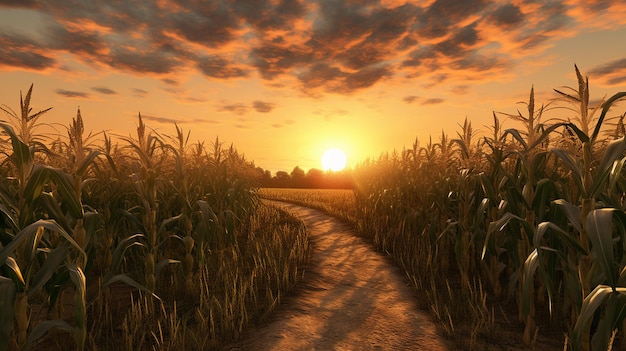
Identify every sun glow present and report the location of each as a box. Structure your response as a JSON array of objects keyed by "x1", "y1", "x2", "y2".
[{"x1": 321, "y1": 148, "x2": 347, "y2": 172}]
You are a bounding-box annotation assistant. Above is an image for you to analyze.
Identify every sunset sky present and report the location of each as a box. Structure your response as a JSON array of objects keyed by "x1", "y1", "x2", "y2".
[{"x1": 1, "y1": 0, "x2": 626, "y2": 173}]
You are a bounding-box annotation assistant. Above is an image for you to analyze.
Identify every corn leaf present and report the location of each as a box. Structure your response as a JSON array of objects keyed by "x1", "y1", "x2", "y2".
[
  {"x1": 591, "y1": 92, "x2": 626, "y2": 143},
  {"x1": 482, "y1": 212, "x2": 523, "y2": 259},
  {"x1": 570, "y1": 285, "x2": 623, "y2": 351},
  {"x1": 46, "y1": 167, "x2": 83, "y2": 219},
  {"x1": 4, "y1": 256, "x2": 25, "y2": 287},
  {"x1": 591, "y1": 137, "x2": 626, "y2": 198},
  {"x1": 22, "y1": 164, "x2": 48, "y2": 205},
  {"x1": 28, "y1": 245, "x2": 69, "y2": 299},
  {"x1": 0, "y1": 220, "x2": 84, "y2": 270},
  {"x1": 0, "y1": 122, "x2": 32, "y2": 170},
  {"x1": 551, "y1": 149, "x2": 584, "y2": 192},
  {"x1": 534, "y1": 221, "x2": 585, "y2": 254},
  {"x1": 76, "y1": 150, "x2": 100, "y2": 178},
  {"x1": 522, "y1": 249, "x2": 539, "y2": 319},
  {"x1": 587, "y1": 209, "x2": 618, "y2": 290},
  {"x1": 553, "y1": 199, "x2": 582, "y2": 234},
  {"x1": 103, "y1": 234, "x2": 144, "y2": 285},
  {"x1": 590, "y1": 293, "x2": 626, "y2": 351}
]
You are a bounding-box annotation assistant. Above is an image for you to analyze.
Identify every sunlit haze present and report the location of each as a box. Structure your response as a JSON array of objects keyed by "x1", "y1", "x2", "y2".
[{"x1": 1, "y1": 1, "x2": 626, "y2": 173}]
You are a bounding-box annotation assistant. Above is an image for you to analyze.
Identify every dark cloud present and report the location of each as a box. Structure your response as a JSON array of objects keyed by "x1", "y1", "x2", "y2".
[
  {"x1": 168, "y1": 5, "x2": 239, "y2": 48},
  {"x1": 422, "y1": 98, "x2": 445, "y2": 105},
  {"x1": 607, "y1": 76, "x2": 626, "y2": 85},
  {"x1": 253, "y1": 100, "x2": 275, "y2": 113},
  {"x1": 219, "y1": 103, "x2": 248, "y2": 115},
  {"x1": 0, "y1": 34, "x2": 56, "y2": 70},
  {"x1": 590, "y1": 58, "x2": 626, "y2": 76},
  {"x1": 417, "y1": 0, "x2": 489, "y2": 39},
  {"x1": 590, "y1": 58, "x2": 626, "y2": 86},
  {"x1": 141, "y1": 114, "x2": 180, "y2": 124},
  {"x1": 55, "y1": 89, "x2": 89, "y2": 98},
  {"x1": 451, "y1": 85, "x2": 469, "y2": 95},
  {"x1": 404, "y1": 96, "x2": 419, "y2": 104},
  {"x1": 162, "y1": 78, "x2": 178, "y2": 86},
  {"x1": 47, "y1": 23, "x2": 106, "y2": 57},
  {"x1": 251, "y1": 43, "x2": 311, "y2": 80},
  {"x1": 196, "y1": 55, "x2": 249, "y2": 79},
  {"x1": 91, "y1": 86, "x2": 117, "y2": 95},
  {"x1": 0, "y1": 0, "x2": 604, "y2": 95},
  {"x1": 232, "y1": 0, "x2": 306, "y2": 31},
  {"x1": 107, "y1": 47, "x2": 179, "y2": 74},
  {"x1": 133, "y1": 88, "x2": 148, "y2": 97},
  {"x1": 489, "y1": 3, "x2": 524, "y2": 28},
  {"x1": 141, "y1": 114, "x2": 220, "y2": 125}
]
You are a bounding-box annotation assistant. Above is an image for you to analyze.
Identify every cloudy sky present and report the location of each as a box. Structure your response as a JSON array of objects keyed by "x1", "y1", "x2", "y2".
[{"x1": 1, "y1": 0, "x2": 626, "y2": 172}]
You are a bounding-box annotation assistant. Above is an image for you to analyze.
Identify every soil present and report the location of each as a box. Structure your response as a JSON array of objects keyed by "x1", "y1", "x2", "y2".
[{"x1": 221, "y1": 201, "x2": 453, "y2": 350}]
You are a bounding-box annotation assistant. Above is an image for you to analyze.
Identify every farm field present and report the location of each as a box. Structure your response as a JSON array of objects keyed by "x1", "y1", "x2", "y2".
[
  {"x1": 259, "y1": 188, "x2": 357, "y2": 224},
  {"x1": 2, "y1": 67, "x2": 626, "y2": 351},
  {"x1": 0, "y1": 91, "x2": 311, "y2": 351},
  {"x1": 264, "y1": 69, "x2": 626, "y2": 350}
]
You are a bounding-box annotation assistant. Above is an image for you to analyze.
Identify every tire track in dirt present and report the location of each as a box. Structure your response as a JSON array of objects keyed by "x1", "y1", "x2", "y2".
[{"x1": 222, "y1": 200, "x2": 451, "y2": 350}]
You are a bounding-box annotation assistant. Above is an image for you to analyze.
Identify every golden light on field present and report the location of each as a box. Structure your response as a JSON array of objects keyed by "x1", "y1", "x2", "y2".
[{"x1": 321, "y1": 148, "x2": 347, "y2": 172}]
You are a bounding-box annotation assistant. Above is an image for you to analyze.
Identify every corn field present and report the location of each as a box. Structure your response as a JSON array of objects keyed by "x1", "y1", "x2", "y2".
[
  {"x1": 0, "y1": 85, "x2": 310, "y2": 350},
  {"x1": 349, "y1": 66, "x2": 626, "y2": 350}
]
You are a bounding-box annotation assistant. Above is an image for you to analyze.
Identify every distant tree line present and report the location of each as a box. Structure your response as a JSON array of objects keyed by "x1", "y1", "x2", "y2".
[{"x1": 251, "y1": 166, "x2": 354, "y2": 189}]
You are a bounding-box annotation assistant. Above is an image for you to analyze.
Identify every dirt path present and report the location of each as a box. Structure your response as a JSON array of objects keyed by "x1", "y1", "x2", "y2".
[{"x1": 222, "y1": 201, "x2": 451, "y2": 351}]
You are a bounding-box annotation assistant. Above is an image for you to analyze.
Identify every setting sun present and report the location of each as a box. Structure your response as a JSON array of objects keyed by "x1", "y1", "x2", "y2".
[{"x1": 321, "y1": 148, "x2": 347, "y2": 172}]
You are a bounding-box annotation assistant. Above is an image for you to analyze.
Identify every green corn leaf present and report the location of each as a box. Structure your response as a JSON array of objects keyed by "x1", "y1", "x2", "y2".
[
  {"x1": 482, "y1": 212, "x2": 523, "y2": 259},
  {"x1": 570, "y1": 285, "x2": 623, "y2": 351},
  {"x1": 564, "y1": 123, "x2": 590, "y2": 143},
  {"x1": 0, "y1": 122, "x2": 32, "y2": 170},
  {"x1": 503, "y1": 128, "x2": 528, "y2": 150},
  {"x1": 75, "y1": 150, "x2": 100, "y2": 178},
  {"x1": 591, "y1": 137, "x2": 626, "y2": 198},
  {"x1": 591, "y1": 92, "x2": 626, "y2": 143},
  {"x1": 68, "y1": 264, "x2": 86, "y2": 351},
  {"x1": 24, "y1": 225, "x2": 44, "y2": 264},
  {"x1": 528, "y1": 122, "x2": 569, "y2": 150},
  {"x1": 39, "y1": 192, "x2": 71, "y2": 233},
  {"x1": 590, "y1": 293, "x2": 626, "y2": 351},
  {"x1": 534, "y1": 222, "x2": 565, "y2": 248},
  {"x1": 103, "y1": 234, "x2": 144, "y2": 285},
  {"x1": 587, "y1": 209, "x2": 618, "y2": 290},
  {"x1": 0, "y1": 220, "x2": 85, "y2": 275},
  {"x1": 22, "y1": 164, "x2": 48, "y2": 205},
  {"x1": 551, "y1": 149, "x2": 584, "y2": 192},
  {"x1": 46, "y1": 167, "x2": 83, "y2": 219},
  {"x1": 479, "y1": 173, "x2": 497, "y2": 204},
  {"x1": 553, "y1": 199, "x2": 582, "y2": 234},
  {"x1": 608, "y1": 156, "x2": 626, "y2": 195},
  {"x1": 28, "y1": 245, "x2": 69, "y2": 299},
  {"x1": 522, "y1": 249, "x2": 539, "y2": 319},
  {"x1": 0, "y1": 276, "x2": 16, "y2": 351},
  {"x1": 0, "y1": 203, "x2": 18, "y2": 233},
  {"x1": 4, "y1": 256, "x2": 25, "y2": 287},
  {"x1": 157, "y1": 214, "x2": 183, "y2": 237}
]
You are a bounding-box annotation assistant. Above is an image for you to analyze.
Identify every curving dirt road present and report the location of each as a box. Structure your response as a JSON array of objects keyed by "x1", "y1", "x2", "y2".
[{"x1": 222, "y1": 201, "x2": 451, "y2": 351}]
